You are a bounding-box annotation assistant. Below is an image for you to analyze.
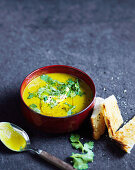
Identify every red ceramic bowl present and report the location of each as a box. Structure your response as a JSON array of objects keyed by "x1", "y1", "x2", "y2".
[{"x1": 20, "y1": 65, "x2": 96, "y2": 133}]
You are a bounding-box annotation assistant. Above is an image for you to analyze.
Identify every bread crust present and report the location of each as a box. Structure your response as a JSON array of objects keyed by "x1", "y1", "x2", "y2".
[
  {"x1": 101, "y1": 95, "x2": 123, "y2": 138},
  {"x1": 112, "y1": 116, "x2": 135, "y2": 153},
  {"x1": 91, "y1": 97, "x2": 105, "y2": 140}
]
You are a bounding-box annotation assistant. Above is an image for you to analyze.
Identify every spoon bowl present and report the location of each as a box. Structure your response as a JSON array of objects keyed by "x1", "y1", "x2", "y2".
[
  {"x1": 10, "y1": 123, "x2": 31, "y2": 152},
  {"x1": 0, "y1": 122, "x2": 75, "y2": 170}
]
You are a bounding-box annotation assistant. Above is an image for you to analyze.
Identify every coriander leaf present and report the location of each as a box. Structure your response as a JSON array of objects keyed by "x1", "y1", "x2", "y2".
[
  {"x1": 70, "y1": 91, "x2": 76, "y2": 98},
  {"x1": 67, "y1": 106, "x2": 76, "y2": 116},
  {"x1": 67, "y1": 78, "x2": 75, "y2": 85},
  {"x1": 75, "y1": 80, "x2": 79, "y2": 89},
  {"x1": 64, "y1": 102, "x2": 73, "y2": 108},
  {"x1": 72, "y1": 106, "x2": 76, "y2": 110},
  {"x1": 67, "y1": 110, "x2": 73, "y2": 116},
  {"x1": 29, "y1": 104, "x2": 37, "y2": 108},
  {"x1": 84, "y1": 150, "x2": 94, "y2": 162},
  {"x1": 70, "y1": 134, "x2": 80, "y2": 143},
  {"x1": 32, "y1": 108, "x2": 41, "y2": 113},
  {"x1": 66, "y1": 78, "x2": 84, "y2": 98},
  {"x1": 29, "y1": 104, "x2": 41, "y2": 113},
  {"x1": 71, "y1": 152, "x2": 94, "y2": 162},
  {"x1": 41, "y1": 75, "x2": 60, "y2": 86},
  {"x1": 83, "y1": 142, "x2": 94, "y2": 152},
  {"x1": 49, "y1": 98, "x2": 57, "y2": 108},
  {"x1": 78, "y1": 91, "x2": 85, "y2": 96},
  {"x1": 71, "y1": 157, "x2": 88, "y2": 170},
  {"x1": 64, "y1": 103, "x2": 76, "y2": 115},
  {"x1": 69, "y1": 134, "x2": 94, "y2": 170},
  {"x1": 40, "y1": 75, "x2": 49, "y2": 82},
  {"x1": 37, "y1": 87, "x2": 48, "y2": 99},
  {"x1": 57, "y1": 83, "x2": 66, "y2": 92},
  {"x1": 66, "y1": 90, "x2": 71, "y2": 97},
  {"x1": 71, "y1": 143, "x2": 83, "y2": 150},
  {"x1": 72, "y1": 141, "x2": 84, "y2": 153},
  {"x1": 27, "y1": 92, "x2": 37, "y2": 99},
  {"x1": 70, "y1": 134, "x2": 84, "y2": 152},
  {"x1": 44, "y1": 96, "x2": 48, "y2": 102}
]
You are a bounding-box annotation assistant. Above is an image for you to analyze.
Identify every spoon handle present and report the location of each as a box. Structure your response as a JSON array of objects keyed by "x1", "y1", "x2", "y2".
[{"x1": 37, "y1": 149, "x2": 75, "y2": 170}]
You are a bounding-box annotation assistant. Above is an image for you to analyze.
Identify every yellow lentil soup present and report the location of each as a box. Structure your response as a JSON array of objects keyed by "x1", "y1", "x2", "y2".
[{"x1": 22, "y1": 73, "x2": 92, "y2": 117}]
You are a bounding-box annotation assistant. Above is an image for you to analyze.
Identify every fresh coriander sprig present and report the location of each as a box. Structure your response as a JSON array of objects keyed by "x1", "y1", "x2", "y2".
[{"x1": 69, "y1": 134, "x2": 94, "y2": 170}]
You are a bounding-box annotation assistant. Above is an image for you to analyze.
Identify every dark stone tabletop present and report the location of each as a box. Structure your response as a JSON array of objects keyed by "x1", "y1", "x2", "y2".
[{"x1": 0, "y1": 0, "x2": 135, "y2": 169}]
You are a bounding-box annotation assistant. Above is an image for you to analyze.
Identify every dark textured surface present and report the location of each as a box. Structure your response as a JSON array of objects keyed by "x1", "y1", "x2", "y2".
[{"x1": 0, "y1": 0, "x2": 135, "y2": 169}]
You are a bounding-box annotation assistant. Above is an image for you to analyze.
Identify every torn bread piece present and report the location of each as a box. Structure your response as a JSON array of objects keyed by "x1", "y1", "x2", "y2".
[
  {"x1": 91, "y1": 97, "x2": 105, "y2": 140},
  {"x1": 102, "y1": 95, "x2": 123, "y2": 138},
  {"x1": 112, "y1": 116, "x2": 135, "y2": 153}
]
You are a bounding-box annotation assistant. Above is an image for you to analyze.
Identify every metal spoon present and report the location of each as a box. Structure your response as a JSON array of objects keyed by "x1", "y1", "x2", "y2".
[{"x1": 0, "y1": 123, "x2": 75, "y2": 170}]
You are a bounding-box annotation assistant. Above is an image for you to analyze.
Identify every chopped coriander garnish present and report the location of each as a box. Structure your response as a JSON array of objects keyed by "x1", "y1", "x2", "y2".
[
  {"x1": 27, "y1": 92, "x2": 37, "y2": 99},
  {"x1": 29, "y1": 104, "x2": 41, "y2": 113},
  {"x1": 44, "y1": 96, "x2": 48, "y2": 102},
  {"x1": 37, "y1": 87, "x2": 48, "y2": 99},
  {"x1": 40, "y1": 75, "x2": 49, "y2": 82},
  {"x1": 78, "y1": 91, "x2": 85, "y2": 97},
  {"x1": 69, "y1": 134, "x2": 94, "y2": 170},
  {"x1": 29, "y1": 104, "x2": 37, "y2": 108},
  {"x1": 41, "y1": 75, "x2": 60, "y2": 86},
  {"x1": 49, "y1": 98, "x2": 57, "y2": 108},
  {"x1": 27, "y1": 75, "x2": 84, "y2": 111},
  {"x1": 64, "y1": 102, "x2": 73, "y2": 108},
  {"x1": 64, "y1": 103, "x2": 76, "y2": 116}
]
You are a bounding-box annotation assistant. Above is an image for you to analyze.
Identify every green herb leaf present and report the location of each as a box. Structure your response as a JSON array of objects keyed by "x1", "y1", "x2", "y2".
[
  {"x1": 83, "y1": 142, "x2": 94, "y2": 152},
  {"x1": 78, "y1": 91, "x2": 85, "y2": 97},
  {"x1": 67, "y1": 110, "x2": 73, "y2": 115},
  {"x1": 64, "y1": 103, "x2": 76, "y2": 115},
  {"x1": 69, "y1": 134, "x2": 94, "y2": 170},
  {"x1": 64, "y1": 102, "x2": 73, "y2": 108},
  {"x1": 44, "y1": 96, "x2": 48, "y2": 102},
  {"x1": 70, "y1": 134, "x2": 80, "y2": 143},
  {"x1": 71, "y1": 143, "x2": 83, "y2": 150},
  {"x1": 29, "y1": 104, "x2": 41, "y2": 113},
  {"x1": 66, "y1": 90, "x2": 71, "y2": 97},
  {"x1": 71, "y1": 151, "x2": 94, "y2": 163},
  {"x1": 27, "y1": 92, "x2": 37, "y2": 99},
  {"x1": 70, "y1": 152, "x2": 94, "y2": 169},
  {"x1": 29, "y1": 104, "x2": 37, "y2": 108},
  {"x1": 70, "y1": 91, "x2": 76, "y2": 98},
  {"x1": 40, "y1": 76, "x2": 84, "y2": 99},
  {"x1": 40, "y1": 75, "x2": 49, "y2": 82},
  {"x1": 71, "y1": 157, "x2": 88, "y2": 170},
  {"x1": 84, "y1": 150, "x2": 94, "y2": 162},
  {"x1": 37, "y1": 87, "x2": 47, "y2": 99},
  {"x1": 41, "y1": 75, "x2": 59, "y2": 86},
  {"x1": 70, "y1": 134, "x2": 84, "y2": 152},
  {"x1": 49, "y1": 98, "x2": 57, "y2": 108}
]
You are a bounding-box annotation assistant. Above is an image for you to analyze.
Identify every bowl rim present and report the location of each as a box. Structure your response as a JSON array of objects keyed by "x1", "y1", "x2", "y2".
[{"x1": 20, "y1": 65, "x2": 96, "y2": 119}]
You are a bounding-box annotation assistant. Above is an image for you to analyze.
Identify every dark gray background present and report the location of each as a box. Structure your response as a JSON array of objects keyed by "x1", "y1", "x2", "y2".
[{"x1": 0, "y1": 0, "x2": 135, "y2": 169}]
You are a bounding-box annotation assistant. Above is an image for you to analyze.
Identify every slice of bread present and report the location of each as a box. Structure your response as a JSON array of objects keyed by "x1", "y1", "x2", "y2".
[
  {"x1": 101, "y1": 95, "x2": 123, "y2": 138},
  {"x1": 112, "y1": 116, "x2": 135, "y2": 153},
  {"x1": 91, "y1": 97, "x2": 105, "y2": 140}
]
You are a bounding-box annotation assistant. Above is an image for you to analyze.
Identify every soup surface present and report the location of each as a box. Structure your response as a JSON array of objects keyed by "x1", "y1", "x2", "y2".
[{"x1": 23, "y1": 73, "x2": 93, "y2": 117}]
